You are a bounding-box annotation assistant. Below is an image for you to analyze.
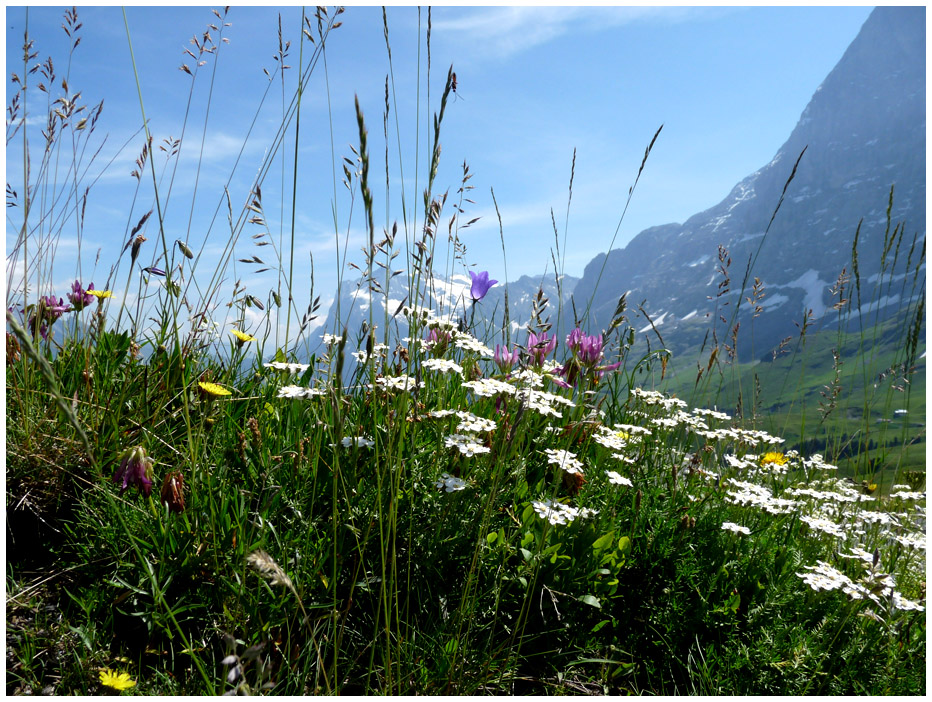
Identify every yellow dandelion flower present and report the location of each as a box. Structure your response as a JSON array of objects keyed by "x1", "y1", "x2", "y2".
[
  {"x1": 99, "y1": 668, "x2": 136, "y2": 691},
  {"x1": 198, "y1": 381, "x2": 232, "y2": 397},
  {"x1": 231, "y1": 329, "x2": 256, "y2": 343},
  {"x1": 760, "y1": 451, "x2": 788, "y2": 467},
  {"x1": 88, "y1": 289, "x2": 113, "y2": 299}
]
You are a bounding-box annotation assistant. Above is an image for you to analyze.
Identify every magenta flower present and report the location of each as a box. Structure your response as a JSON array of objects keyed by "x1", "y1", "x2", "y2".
[
  {"x1": 28, "y1": 296, "x2": 71, "y2": 340},
  {"x1": 142, "y1": 266, "x2": 166, "y2": 277},
  {"x1": 527, "y1": 331, "x2": 556, "y2": 367},
  {"x1": 560, "y1": 327, "x2": 621, "y2": 386},
  {"x1": 67, "y1": 280, "x2": 95, "y2": 312},
  {"x1": 112, "y1": 446, "x2": 154, "y2": 497},
  {"x1": 468, "y1": 270, "x2": 498, "y2": 302},
  {"x1": 494, "y1": 344, "x2": 520, "y2": 373},
  {"x1": 425, "y1": 327, "x2": 452, "y2": 356}
]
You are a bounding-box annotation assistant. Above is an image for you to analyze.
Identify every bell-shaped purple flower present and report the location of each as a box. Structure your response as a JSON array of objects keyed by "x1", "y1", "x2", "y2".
[
  {"x1": 67, "y1": 280, "x2": 95, "y2": 312},
  {"x1": 468, "y1": 270, "x2": 498, "y2": 302},
  {"x1": 113, "y1": 446, "x2": 154, "y2": 497}
]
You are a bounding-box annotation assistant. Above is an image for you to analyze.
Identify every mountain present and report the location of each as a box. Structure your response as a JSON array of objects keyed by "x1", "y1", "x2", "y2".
[{"x1": 570, "y1": 6, "x2": 925, "y2": 363}]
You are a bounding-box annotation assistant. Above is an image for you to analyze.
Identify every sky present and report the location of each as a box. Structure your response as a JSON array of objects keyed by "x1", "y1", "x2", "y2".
[{"x1": 5, "y1": 4, "x2": 876, "y2": 348}]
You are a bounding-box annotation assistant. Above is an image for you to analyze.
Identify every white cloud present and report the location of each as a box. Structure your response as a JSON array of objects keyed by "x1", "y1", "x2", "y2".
[{"x1": 432, "y1": 6, "x2": 725, "y2": 59}]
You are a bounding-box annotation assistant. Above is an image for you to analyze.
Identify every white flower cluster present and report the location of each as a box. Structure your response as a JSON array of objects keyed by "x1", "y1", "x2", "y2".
[
  {"x1": 516, "y1": 387, "x2": 575, "y2": 419},
  {"x1": 453, "y1": 330, "x2": 493, "y2": 357},
  {"x1": 725, "y1": 479, "x2": 797, "y2": 515},
  {"x1": 721, "y1": 522, "x2": 751, "y2": 535},
  {"x1": 422, "y1": 358, "x2": 464, "y2": 375},
  {"x1": 321, "y1": 333, "x2": 343, "y2": 345},
  {"x1": 796, "y1": 561, "x2": 924, "y2": 612},
  {"x1": 462, "y1": 377, "x2": 517, "y2": 397},
  {"x1": 543, "y1": 448, "x2": 584, "y2": 475},
  {"x1": 532, "y1": 499, "x2": 598, "y2": 526},
  {"x1": 799, "y1": 514, "x2": 847, "y2": 539},
  {"x1": 693, "y1": 407, "x2": 732, "y2": 421},
  {"x1": 606, "y1": 470, "x2": 633, "y2": 487},
  {"x1": 444, "y1": 433, "x2": 490, "y2": 457},
  {"x1": 890, "y1": 489, "x2": 926, "y2": 501},
  {"x1": 263, "y1": 361, "x2": 310, "y2": 374},
  {"x1": 630, "y1": 387, "x2": 688, "y2": 411},
  {"x1": 374, "y1": 375, "x2": 420, "y2": 392},
  {"x1": 510, "y1": 368, "x2": 544, "y2": 388},
  {"x1": 651, "y1": 411, "x2": 710, "y2": 432},
  {"x1": 454, "y1": 411, "x2": 497, "y2": 434},
  {"x1": 278, "y1": 385, "x2": 326, "y2": 399},
  {"x1": 436, "y1": 472, "x2": 467, "y2": 492}
]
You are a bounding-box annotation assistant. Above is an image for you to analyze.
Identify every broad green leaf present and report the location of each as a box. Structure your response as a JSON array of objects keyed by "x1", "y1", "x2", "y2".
[{"x1": 578, "y1": 594, "x2": 601, "y2": 609}]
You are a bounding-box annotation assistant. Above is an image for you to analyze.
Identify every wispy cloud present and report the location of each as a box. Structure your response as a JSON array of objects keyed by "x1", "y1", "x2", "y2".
[{"x1": 432, "y1": 6, "x2": 726, "y2": 59}]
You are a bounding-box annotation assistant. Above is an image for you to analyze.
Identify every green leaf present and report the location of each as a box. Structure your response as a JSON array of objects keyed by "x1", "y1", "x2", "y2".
[
  {"x1": 578, "y1": 594, "x2": 601, "y2": 609},
  {"x1": 486, "y1": 531, "x2": 498, "y2": 544},
  {"x1": 592, "y1": 531, "x2": 615, "y2": 552},
  {"x1": 519, "y1": 548, "x2": 533, "y2": 563},
  {"x1": 591, "y1": 619, "x2": 611, "y2": 633},
  {"x1": 617, "y1": 536, "x2": 631, "y2": 554}
]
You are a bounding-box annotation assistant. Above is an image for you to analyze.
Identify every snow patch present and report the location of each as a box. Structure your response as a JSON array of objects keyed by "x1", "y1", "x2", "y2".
[{"x1": 681, "y1": 309, "x2": 698, "y2": 321}]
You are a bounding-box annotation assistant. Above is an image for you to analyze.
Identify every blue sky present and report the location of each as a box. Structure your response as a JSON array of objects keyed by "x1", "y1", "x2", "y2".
[{"x1": 5, "y1": 5, "x2": 874, "y2": 345}]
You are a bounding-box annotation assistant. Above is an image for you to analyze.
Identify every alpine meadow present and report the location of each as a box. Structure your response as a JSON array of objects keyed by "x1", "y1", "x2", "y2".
[{"x1": 5, "y1": 6, "x2": 926, "y2": 696}]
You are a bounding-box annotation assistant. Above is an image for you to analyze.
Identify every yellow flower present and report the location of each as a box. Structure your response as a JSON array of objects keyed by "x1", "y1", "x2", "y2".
[
  {"x1": 88, "y1": 289, "x2": 113, "y2": 299},
  {"x1": 231, "y1": 329, "x2": 256, "y2": 344},
  {"x1": 760, "y1": 451, "x2": 788, "y2": 467},
  {"x1": 198, "y1": 381, "x2": 232, "y2": 397},
  {"x1": 99, "y1": 668, "x2": 136, "y2": 691}
]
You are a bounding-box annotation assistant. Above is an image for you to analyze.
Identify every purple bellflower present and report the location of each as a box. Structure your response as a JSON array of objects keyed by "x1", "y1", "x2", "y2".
[{"x1": 468, "y1": 270, "x2": 498, "y2": 302}]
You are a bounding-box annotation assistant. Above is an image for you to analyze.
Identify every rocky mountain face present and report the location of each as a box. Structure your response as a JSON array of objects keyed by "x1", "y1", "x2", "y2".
[{"x1": 569, "y1": 6, "x2": 925, "y2": 362}]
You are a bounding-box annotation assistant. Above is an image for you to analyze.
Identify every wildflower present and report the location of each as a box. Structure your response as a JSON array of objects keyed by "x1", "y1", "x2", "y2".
[
  {"x1": 341, "y1": 436, "x2": 375, "y2": 449},
  {"x1": 263, "y1": 361, "x2": 310, "y2": 374},
  {"x1": 160, "y1": 470, "x2": 186, "y2": 514},
  {"x1": 375, "y1": 375, "x2": 420, "y2": 392},
  {"x1": 423, "y1": 357, "x2": 464, "y2": 375},
  {"x1": 28, "y1": 295, "x2": 71, "y2": 340},
  {"x1": 425, "y1": 327, "x2": 452, "y2": 355},
  {"x1": 436, "y1": 473, "x2": 467, "y2": 492},
  {"x1": 99, "y1": 669, "x2": 136, "y2": 691},
  {"x1": 721, "y1": 522, "x2": 751, "y2": 535},
  {"x1": 468, "y1": 270, "x2": 498, "y2": 301},
  {"x1": 67, "y1": 280, "x2": 95, "y2": 311},
  {"x1": 527, "y1": 330, "x2": 556, "y2": 367},
  {"x1": 113, "y1": 446, "x2": 154, "y2": 498},
  {"x1": 198, "y1": 381, "x2": 232, "y2": 397},
  {"x1": 142, "y1": 266, "x2": 166, "y2": 276},
  {"x1": 231, "y1": 329, "x2": 256, "y2": 346},
  {"x1": 760, "y1": 451, "x2": 789, "y2": 468},
  {"x1": 88, "y1": 289, "x2": 113, "y2": 299},
  {"x1": 455, "y1": 411, "x2": 497, "y2": 434},
  {"x1": 321, "y1": 333, "x2": 343, "y2": 345},
  {"x1": 532, "y1": 499, "x2": 597, "y2": 526},
  {"x1": 462, "y1": 377, "x2": 517, "y2": 397},
  {"x1": 890, "y1": 489, "x2": 926, "y2": 501},
  {"x1": 544, "y1": 448, "x2": 585, "y2": 475},
  {"x1": 277, "y1": 384, "x2": 324, "y2": 399},
  {"x1": 453, "y1": 331, "x2": 494, "y2": 357},
  {"x1": 606, "y1": 470, "x2": 633, "y2": 487},
  {"x1": 494, "y1": 344, "x2": 520, "y2": 373},
  {"x1": 444, "y1": 433, "x2": 490, "y2": 457}
]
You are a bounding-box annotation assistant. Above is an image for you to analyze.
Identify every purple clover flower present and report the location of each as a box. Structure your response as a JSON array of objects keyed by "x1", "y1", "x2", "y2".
[
  {"x1": 28, "y1": 296, "x2": 72, "y2": 340},
  {"x1": 527, "y1": 330, "x2": 556, "y2": 367},
  {"x1": 468, "y1": 270, "x2": 498, "y2": 302},
  {"x1": 560, "y1": 327, "x2": 622, "y2": 386},
  {"x1": 113, "y1": 446, "x2": 154, "y2": 497},
  {"x1": 67, "y1": 280, "x2": 95, "y2": 312},
  {"x1": 494, "y1": 343, "x2": 520, "y2": 373}
]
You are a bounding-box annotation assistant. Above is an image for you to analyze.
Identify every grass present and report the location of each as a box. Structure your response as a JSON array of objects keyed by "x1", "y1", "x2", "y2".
[{"x1": 5, "y1": 7, "x2": 926, "y2": 696}]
